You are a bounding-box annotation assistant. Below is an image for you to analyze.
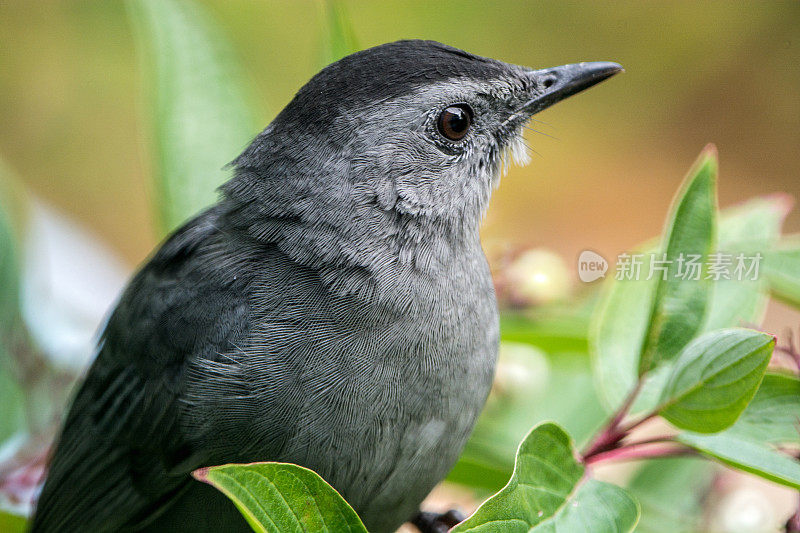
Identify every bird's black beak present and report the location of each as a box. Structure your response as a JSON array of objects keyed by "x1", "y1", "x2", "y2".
[{"x1": 522, "y1": 61, "x2": 623, "y2": 115}]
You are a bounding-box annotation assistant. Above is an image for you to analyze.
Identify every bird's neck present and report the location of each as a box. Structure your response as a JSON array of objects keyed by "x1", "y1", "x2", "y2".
[{"x1": 220, "y1": 178, "x2": 483, "y2": 298}]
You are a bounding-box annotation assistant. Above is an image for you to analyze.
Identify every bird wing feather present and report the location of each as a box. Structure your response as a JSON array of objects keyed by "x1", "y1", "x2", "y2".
[{"x1": 31, "y1": 207, "x2": 253, "y2": 532}]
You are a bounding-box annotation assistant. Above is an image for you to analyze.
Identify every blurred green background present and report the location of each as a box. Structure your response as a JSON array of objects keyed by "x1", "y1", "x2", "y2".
[{"x1": 2, "y1": 1, "x2": 798, "y2": 268}]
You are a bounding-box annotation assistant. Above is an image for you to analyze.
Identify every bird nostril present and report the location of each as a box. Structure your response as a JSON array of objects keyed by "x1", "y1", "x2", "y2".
[{"x1": 542, "y1": 77, "x2": 557, "y2": 89}]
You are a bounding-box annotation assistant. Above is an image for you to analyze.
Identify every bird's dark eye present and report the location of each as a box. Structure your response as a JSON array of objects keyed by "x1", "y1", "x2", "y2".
[{"x1": 437, "y1": 104, "x2": 473, "y2": 141}]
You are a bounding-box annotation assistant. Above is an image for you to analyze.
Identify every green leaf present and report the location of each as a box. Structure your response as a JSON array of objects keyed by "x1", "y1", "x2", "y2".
[
  {"x1": 127, "y1": 0, "x2": 260, "y2": 233},
  {"x1": 0, "y1": 510, "x2": 27, "y2": 533},
  {"x1": 452, "y1": 423, "x2": 639, "y2": 533},
  {"x1": 320, "y1": 0, "x2": 360, "y2": 66},
  {"x1": 678, "y1": 432, "x2": 800, "y2": 489},
  {"x1": 639, "y1": 146, "x2": 718, "y2": 373},
  {"x1": 193, "y1": 462, "x2": 367, "y2": 533},
  {"x1": 715, "y1": 194, "x2": 789, "y2": 249},
  {"x1": 594, "y1": 194, "x2": 785, "y2": 414},
  {"x1": 763, "y1": 239, "x2": 800, "y2": 308},
  {"x1": 657, "y1": 328, "x2": 773, "y2": 433},
  {"x1": 673, "y1": 373, "x2": 800, "y2": 489},
  {"x1": 626, "y1": 457, "x2": 716, "y2": 533},
  {"x1": 726, "y1": 373, "x2": 800, "y2": 444},
  {"x1": 703, "y1": 195, "x2": 789, "y2": 330},
  {"x1": 590, "y1": 252, "x2": 656, "y2": 410},
  {"x1": 591, "y1": 147, "x2": 718, "y2": 411}
]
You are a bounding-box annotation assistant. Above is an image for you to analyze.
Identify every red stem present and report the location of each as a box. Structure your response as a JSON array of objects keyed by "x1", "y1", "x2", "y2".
[
  {"x1": 620, "y1": 434, "x2": 676, "y2": 447},
  {"x1": 584, "y1": 442, "x2": 693, "y2": 465},
  {"x1": 581, "y1": 379, "x2": 644, "y2": 458}
]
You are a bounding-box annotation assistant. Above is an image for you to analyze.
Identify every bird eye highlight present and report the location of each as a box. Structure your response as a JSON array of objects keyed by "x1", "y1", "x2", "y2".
[{"x1": 436, "y1": 104, "x2": 473, "y2": 141}]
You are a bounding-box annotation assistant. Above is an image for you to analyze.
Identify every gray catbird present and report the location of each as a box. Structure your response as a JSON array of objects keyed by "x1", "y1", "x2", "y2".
[{"x1": 31, "y1": 40, "x2": 620, "y2": 533}]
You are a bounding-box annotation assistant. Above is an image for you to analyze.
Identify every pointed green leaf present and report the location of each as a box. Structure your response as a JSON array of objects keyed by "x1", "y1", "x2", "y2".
[
  {"x1": 320, "y1": 0, "x2": 360, "y2": 66},
  {"x1": 591, "y1": 147, "x2": 719, "y2": 410},
  {"x1": 678, "y1": 432, "x2": 800, "y2": 489},
  {"x1": 715, "y1": 194, "x2": 790, "y2": 248},
  {"x1": 639, "y1": 147, "x2": 718, "y2": 373},
  {"x1": 194, "y1": 462, "x2": 367, "y2": 533},
  {"x1": 591, "y1": 252, "x2": 657, "y2": 410},
  {"x1": 127, "y1": 0, "x2": 260, "y2": 233},
  {"x1": 591, "y1": 179, "x2": 784, "y2": 414},
  {"x1": 763, "y1": 239, "x2": 800, "y2": 308},
  {"x1": 726, "y1": 373, "x2": 800, "y2": 444},
  {"x1": 657, "y1": 328, "x2": 773, "y2": 433},
  {"x1": 703, "y1": 195, "x2": 789, "y2": 330},
  {"x1": 452, "y1": 423, "x2": 639, "y2": 533}
]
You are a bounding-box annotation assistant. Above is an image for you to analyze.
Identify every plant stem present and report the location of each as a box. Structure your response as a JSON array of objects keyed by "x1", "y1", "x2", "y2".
[
  {"x1": 581, "y1": 378, "x2": 643, "y2": 458},
  {"x1": 584, "y1": 442, "x2": 694, "y2": 465},
  {"x1": 617, "y1": 411, "x2": 658, "y2": 435},
  {"x1": 620, "y1": 434, "x2": 676, "y2": 447}
]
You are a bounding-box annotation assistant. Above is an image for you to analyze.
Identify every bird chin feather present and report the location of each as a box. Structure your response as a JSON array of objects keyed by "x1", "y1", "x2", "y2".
[
  {"x1": 504, "y1": 131, "x2": 531, "y2": 172},
  {"x1": 492, "y1": 129, "x2": 531, "y2": 189}
]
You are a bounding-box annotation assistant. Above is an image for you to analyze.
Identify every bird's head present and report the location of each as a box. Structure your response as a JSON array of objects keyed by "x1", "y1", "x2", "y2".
[{"x1": 226, "y1": 40, "x2": 620, "y2": 272}]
